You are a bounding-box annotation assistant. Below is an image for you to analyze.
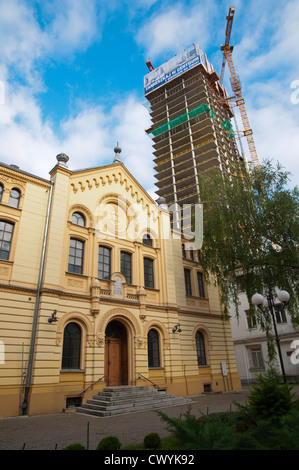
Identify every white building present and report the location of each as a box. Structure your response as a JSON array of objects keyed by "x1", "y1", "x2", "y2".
[{"x1": 230, "y1": 291, "x2": 299, "y2": 383}]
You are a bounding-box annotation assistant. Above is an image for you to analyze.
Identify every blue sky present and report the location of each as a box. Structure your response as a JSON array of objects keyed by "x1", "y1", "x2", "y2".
[{"x1": 0, "y1": 0, "x2": 298, "y2": 198}]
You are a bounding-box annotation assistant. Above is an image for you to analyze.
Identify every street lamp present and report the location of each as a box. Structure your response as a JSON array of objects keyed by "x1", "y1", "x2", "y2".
[{"x1": 251, "y1": 290, "x2": 290, "y2": 384}]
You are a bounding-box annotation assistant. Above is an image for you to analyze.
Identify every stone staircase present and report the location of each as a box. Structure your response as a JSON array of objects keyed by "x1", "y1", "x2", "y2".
[{"x1": 76, "y1": 385, "x2": 192, "y2": 417}]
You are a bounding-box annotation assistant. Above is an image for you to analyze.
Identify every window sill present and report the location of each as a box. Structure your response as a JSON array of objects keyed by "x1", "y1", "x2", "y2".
[
  {"x1": 65, "y1": 271, "x2": 88, "y2": 278},
  {"x1": 0, "y1": 258, "x2": 14, "y2": 264},
  {"x1": 60, "y1": 369, "x2": 85, "y2": 373},
  {"x1": 186, "y1": 294, "x2": 208, "y2": 300}
]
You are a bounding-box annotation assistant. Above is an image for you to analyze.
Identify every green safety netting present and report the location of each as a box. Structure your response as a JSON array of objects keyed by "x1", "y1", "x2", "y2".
[
  {"x1": 221, "y1": 119, "x2": 235, "y2": 139},
  {"x1": 146, "y1": 103, "x2": 215, "y2": 138}
]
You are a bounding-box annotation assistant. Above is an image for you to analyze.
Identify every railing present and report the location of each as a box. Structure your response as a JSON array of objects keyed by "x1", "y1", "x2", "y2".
[
  {"x1": 137, "y1": 373, "x2": 166, "y2": 391},
  {"x1": 80, "y1": 376, "x2": 106, "y2": 396}
]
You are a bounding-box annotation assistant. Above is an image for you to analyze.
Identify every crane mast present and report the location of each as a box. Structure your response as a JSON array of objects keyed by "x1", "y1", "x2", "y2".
[{"x1": 220, "y1": 7, "x2": 260, "y2": 168}]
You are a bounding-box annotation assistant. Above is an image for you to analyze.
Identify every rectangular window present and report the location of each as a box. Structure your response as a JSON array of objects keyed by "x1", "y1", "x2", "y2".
[
  {"x1": 251, "y1": 348, "x2": 264, "y2": 369},
  {"x1": 197, "y1": 272, "x2": 205, "y2": 298},
  {"x1": 0, "y1": 221, "x2": 14, "y2": 260},
  {"x1": 184, "y1": 269, "x2": 192, "y2": 296},
  {"x1": 144, "y1": 257, "x2": 154, "y2": 288},
  {"x1": 98, "y1": 245, "x2": 111, "y2": 280},
  {"x1": 68, "y1": 238, "x2": 84, "y2": 274},
  {"x1": 245, "y1": 310, "x2": 257, "y2": 329},
  {"x1": 275, "y1": 309, "x2": 287, "y2": 324},
  {"x1": 121, "y1": 251, "x2": 132, "y2": 284}
]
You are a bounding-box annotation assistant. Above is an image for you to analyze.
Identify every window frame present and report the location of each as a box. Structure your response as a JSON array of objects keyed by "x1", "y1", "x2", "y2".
[
  {"x1": 249, "y1": 346, "x2": 264, "y2": 370},
  {"x1": 197, "y1": 272, "x2": 205, "y2": 298},
  {"x1": 196, "y1": 331, "x2": 207, "y2": 366},
  {"x1": 8, "y1": 188, "x2": 21, "y2": 208},
  {"x1": 71, "y1": 211, "x2": 85, "y2": 227},
  {"x1": 184, "y1": 268, "x2": 192, "y2": 296},
  {"x1": 0, "y1": 184, "x2": 3, "y2": 203},
  {"x1": 68, "y1": 238, "x2": 84, "y2": 275},
  {"x1": 120, "y1": 251, "x2": 132, "y2": 284},
  {"x1": 0, "y1": 220, "x2": 14, "y2": 261},
  {"x1": 61, "y1": 322, "x2": 82, "y2": 370},
  {"x1": 144, "y1": 257, "x2": 154, "y2": 289},
  {"x1": 142, "y1": 233, "x2": 153, "y2": 247},
  {"x1": 98, "y1": 245, "x2": 112, "y2": 280},
  {"x1": 245, "y1": 309, "x2": 258, "y2": 329},
  {"x1": 147, "y1": 328, "x2": 160, "y2": 368}
]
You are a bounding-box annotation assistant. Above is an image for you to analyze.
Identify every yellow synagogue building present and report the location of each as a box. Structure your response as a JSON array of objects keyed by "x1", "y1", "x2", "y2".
[{"x1": 0, "y1": 150, "x2": 241, "y2": 417}]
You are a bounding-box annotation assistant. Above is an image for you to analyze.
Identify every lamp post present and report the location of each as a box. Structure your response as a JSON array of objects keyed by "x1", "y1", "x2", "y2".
[{"x1": 251, "y1": 290, "x2": 290, "y2": 384}]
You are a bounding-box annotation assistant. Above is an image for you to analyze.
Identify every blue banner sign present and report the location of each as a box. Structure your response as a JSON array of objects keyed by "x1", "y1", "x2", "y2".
[{"x1": 144, "y1": 44, "x2": 211, "y2": 96}]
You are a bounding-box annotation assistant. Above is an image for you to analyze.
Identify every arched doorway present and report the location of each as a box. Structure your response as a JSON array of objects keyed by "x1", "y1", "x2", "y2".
[{"x1": 105, "y1": 320, "x2": 128, "y2": 386}]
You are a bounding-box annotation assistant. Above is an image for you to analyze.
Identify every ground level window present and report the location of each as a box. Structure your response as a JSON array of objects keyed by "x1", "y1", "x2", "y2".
[
  {"x1": 148, "y1": 329, "x2": 160, "y2": 368},
  {"x1": 250, "y1": 347, "x2": 264, "y2": 369},
  {"x1": 62, "y1": 322, "x2": 82, "y2": 369},
  {"x1": 196, "y1": 331, "x2": 207, "y2": 366}
]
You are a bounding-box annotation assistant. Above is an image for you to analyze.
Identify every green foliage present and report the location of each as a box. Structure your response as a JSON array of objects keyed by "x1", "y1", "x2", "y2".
[
  {"x1": 96, "y1": 436, "x2": 122, "y2": 450},
  {"x1": 143, "y1": 432, "x2": 161, "y2": 449},
  {"x1": 156, "y1": 371, "x2": 299, "y2": 450},
  {"x1": 61, "y1": 443, "x2": 86, "y2": 450},
  {"x1": 243, "y1": 367, "x2": 296, "y2": 420},
  {"x1": 198, "y1": 159, "x2": 299, "y2": 329},
  {"x1": 157, "y1": 407, "x2": 238, "y2": 450}
]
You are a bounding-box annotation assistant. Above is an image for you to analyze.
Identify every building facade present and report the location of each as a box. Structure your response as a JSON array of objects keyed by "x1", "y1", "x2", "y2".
[
  {"x1": 230, "y1": 292, "x2": 299, "y2": 383},
  {"x1": 144, "y1": 44, "x2": 240, "y2": 229},
  {"x1": 0, "y1": 151, "x2": 240, "y2": 417}
]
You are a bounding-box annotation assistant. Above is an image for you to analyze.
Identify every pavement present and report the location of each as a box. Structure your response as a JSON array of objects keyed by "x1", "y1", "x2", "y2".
[{"x1": 1, "y1": 384, "x2": 298, "y2": 450}]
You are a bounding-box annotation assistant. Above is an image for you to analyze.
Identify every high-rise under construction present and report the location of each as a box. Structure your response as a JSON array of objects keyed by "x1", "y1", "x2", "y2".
[{"x1": 144, "y1": 44, "x2": 240, "y2": 229}]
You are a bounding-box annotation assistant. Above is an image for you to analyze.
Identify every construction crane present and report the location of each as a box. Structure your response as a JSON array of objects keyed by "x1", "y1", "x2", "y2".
[
  {"x1": 146, "y1": 60, "x2": 154, "y2": 71},
  {"x1": 220, "y1": 6, "x2": 260, "y2": 168}
]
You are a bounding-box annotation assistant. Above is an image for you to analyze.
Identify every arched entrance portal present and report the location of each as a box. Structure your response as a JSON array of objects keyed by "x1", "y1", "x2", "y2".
[{"x1": 105, "y1": 320, "x2": 128, "y2": 386}]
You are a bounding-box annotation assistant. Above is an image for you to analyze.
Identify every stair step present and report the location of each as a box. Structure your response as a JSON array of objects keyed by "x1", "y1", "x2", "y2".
[
  {"x1": 76, "y1": 385, "x2": 191, "y2": 417},
  {"x1": 77, "y1": 398, "x2": 192, "y2": 417}
]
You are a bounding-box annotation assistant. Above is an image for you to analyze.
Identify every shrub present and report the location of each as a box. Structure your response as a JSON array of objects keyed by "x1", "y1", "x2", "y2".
[
  {"x1": 62, "y1": 443, "x2": 86, "y2": 450},
  {"x1": 239, "y1": 367, "x2": 296, "y2": 421},
  {"x1": 96, "y1": 436, "x2": 122, "y2": 450},
  {"x1": 143, "y1": 433, "x2": 161, "y2": 449},
  {"x1": 157, "y1": 408, "x2": 238, "y2": 450}
]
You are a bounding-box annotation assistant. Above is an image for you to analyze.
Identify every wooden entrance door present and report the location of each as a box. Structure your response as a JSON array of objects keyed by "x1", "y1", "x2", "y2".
[{"x1": 105, "y1": 321, "x2": 128, "y2": 386}]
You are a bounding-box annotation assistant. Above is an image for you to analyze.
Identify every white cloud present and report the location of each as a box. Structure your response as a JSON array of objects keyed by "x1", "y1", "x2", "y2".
[
  {"x1": 0, "y1": 83, "x2": 155, "y2": 192},
  {"x1": 110, "y1": 96, "x2": 153, "y2": 185},
  {"x1": 0, "y1": 0, "x2": 103, "y2": 89},
  {"x1": 44, "y1": 0, "x2": 102, "y2": 53},
  {"x1": 136, "y1": 1, "x2": 216, "y2": 60},
  {"x1": 221, "y1": 0, "x2": 299, "y2": 187}
]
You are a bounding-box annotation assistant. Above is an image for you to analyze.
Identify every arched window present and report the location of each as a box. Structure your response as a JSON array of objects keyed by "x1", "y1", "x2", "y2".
[
  {"x1": 148, "y1": 329, "x2": 160, "y2": 368},
  {"x1": 0, "y1": 184, "x2": 3, "y2": 203},
  {"x1": 71, "y1": 212, "x2": 85, "y2": 226},
  {"x1": 142, "y1": 233, "x2": 152, "y2": 247},
  {"x1": 0, "y1": 220, "x2": 14, "y2": 260},
  {"x1": 61, "y1": 322, "x2": 82, "y2": 369},
  {"x1": 8, "y1": 188, "x2": 21, "y2": 208},
  {"x1": 196, "y1": 331, "x2": 207, "y2": 366}
]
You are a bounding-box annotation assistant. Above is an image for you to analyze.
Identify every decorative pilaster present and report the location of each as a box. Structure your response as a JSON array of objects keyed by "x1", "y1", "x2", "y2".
[{"x1": 90, "y1": 278, "x2": 101, "y2": 316}]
